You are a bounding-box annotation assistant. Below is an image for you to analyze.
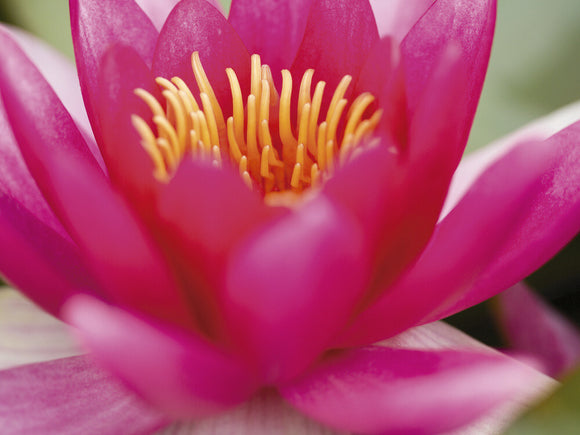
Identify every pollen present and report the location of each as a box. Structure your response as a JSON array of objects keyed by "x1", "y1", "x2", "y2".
[{"x1": 133, "y1": 52, "x2": 382, "y2": 203}]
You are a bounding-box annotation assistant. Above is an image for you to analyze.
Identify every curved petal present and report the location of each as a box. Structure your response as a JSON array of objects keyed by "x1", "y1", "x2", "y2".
[
  {"x1": 224, "y1": 195, "x2": 369, "y2": 384},
  {"x1": 155, "y1": 159, "x2": 277, "y2": 340},
  {"x1": 291, "y1": 0, "x2": 379, "y2": 98},
  {"x1": 0, "y1": 28, "x2": 102, "y2": 185},
  {"x1": 0, "y1": 355, "x2": 168, "y2": 434},
  {"x1": 229, "y1": 0, "x2": 314, "y2": 73},
  {"x1": 0, "y1": 289, "x2": 83, "y2": 370},
  {"x1": 402, "y1": 0, "x2": 496, "y2": 158},
  {"x1": 338, "y1": 136, "x2": 561, "y2": 347},
  {"x1": 442, "y1": 100, "x2": 580, "y2": 218},
  {"x1": 370, "y1": 0, "x2": 435, "y2": 40},
  {"x1": 64, "y1": 295, "x2": 259, "y2": 419},
  {"x1": 431, "y1": 120, "x2": 580, "y2": 320},
  {"x1": 160, "y1": 390, "x2": 338, "y2": 435},
  {"x1": 282, "y1": 325, "x2": 554, "y2": 435},
  {"x1": 70, "y1": 0, "x2": 158, "y2": 146},
  {"x1": 135, "y1": 0, "x2": 225, "y2": 30},
  {"x1": 96, "y1": 44, "x2": 162, "y2": 209},
  {"x1": 152, "y1": 0, "x2": 250, "y2": 115},
  {"x1": 497, "y1": 283, "x2": 580, "y2": 378},
  {"x1": 27, "y1": 141, "x2": 194, "y2": 329},
  {"x1": 1, "y1": 25, "x2": 94, "y2": 143}
]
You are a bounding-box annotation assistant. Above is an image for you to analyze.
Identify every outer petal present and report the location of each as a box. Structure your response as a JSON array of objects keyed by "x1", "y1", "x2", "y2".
[
  {"x1": 497, "y1": 283, "x2": 580, "y2": 378},
  {"x1": 2, "y1": 25, "x2": 93, "y2": 142},
  {"x1": 402, "y1": 0, "x2": 496, "y2": 159},
  {"x1": 64, "y1": 295, "x2": 258, "y2": 419},
  {"x1": 152, "y1": 0, "x2": 250, "y2": 115},
  {"x1": 369, "y1": 0, "x2": 435, "y2": 40},
  {"x1": 0, "y1": 355, "x2": 168, "y2": 434},
  {"x1": 0, "y1": 289, "x2": 82, "y2": 370},
  {"x1": 291, "y1": 0, "x2": 379, "y2": 97},
  {"x1": 229, "y1": 0, "x2": 314, "y2": 73},
  {"x1": 282, "y1": 326, "x2": 553, "y2": 435},
  {"x1": 135, "y1": 0, "x2": 224, "y2": 30},
  {"x1": 25, "y1": 142, "x2": 194, "y2": 328},
  {"x1": 224, "y1": 196, "x2": 369, "y2": 384},
  {"x1": 432, "y1": 120, "x2": 580, "y2": 320},
  {"x1": 155, "y1": 160, "x2": 278, "y2": 340},
  {"x1": 338, "y1": 136, "x2": 561, "y2": 347},
  {"x1": 70, "y1": 0, "x2": 158, "y2": 146}
]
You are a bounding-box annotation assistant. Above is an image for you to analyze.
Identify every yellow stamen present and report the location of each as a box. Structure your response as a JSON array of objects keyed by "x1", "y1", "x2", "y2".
[{"x1": 133, "y1": 51, "x2": 382, "y2": 202}]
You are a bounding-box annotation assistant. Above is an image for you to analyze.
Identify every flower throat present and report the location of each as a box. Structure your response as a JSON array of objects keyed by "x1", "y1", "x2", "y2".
[{"x1": 133, "y1": 52, "x2": 382, "y2": 203}]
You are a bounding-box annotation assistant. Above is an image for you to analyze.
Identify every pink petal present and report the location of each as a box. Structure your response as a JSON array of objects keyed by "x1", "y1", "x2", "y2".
[
  {"x1": 282, "y1": 323, "x2": 555, "y2": 435},
  {"x1": 1, "y1": 25, "x2": 92, "y2": 140},
  {"x1": 0, "y1": 29, "x2": 101, "y2": 177},
  {"x1": 0, "y1": 289, "x2": 83, "y2": 370},
  {"x1": 155, "y1": 160, "x2": 277, "y2": 340},
  {"x1": 291, "y1": 0, "x2": 379, "y2": 99},
  {"x1": 96, "y1": 44, "x2": 162, "y2": 209},
  {"x1": 338, "y1": 135, "x2": 565, "y2": 347},
  {"x1": 402, "y1": 0, "x2": 496, "y2": 156},
  {"x1": 0, "y1": 355, "x2": 168, "y2": 434},
  {"x1": 224, "y1": 195, "x2": 369, "y2": 384},
  {"x1": 160, "y1": 390, "x2": 339, "y2": 435},
  {"x1": 26, "y1": 142, "x2": 194, "y2": 329},
  {"x1": 152, "y1": 0, "x2": 250, "y2": 115},
  {"x1": 64, "y1": 295, "x2": 258, "y2": 419},
  {"x1": 370, "y1": 0, "x2": 435, "y2": 40},
  {"x1": 442, "y1": 100, "x2": 580, "y2": 218},
  {"x1": 70, "y1": 0, "x2": 158, "y2": 146},
  {"x1": 229, "y1": 0, "x2": 314, "y2": 73},
  {"x1": 135, "y1": 0, "x2": 225, "y2": 30},
  {"x1": 431, "y1": 120, "x2": 580, "y2": 320},
  {"x1": 497, "y1": 282, "x2": 580, "y2": 377}
]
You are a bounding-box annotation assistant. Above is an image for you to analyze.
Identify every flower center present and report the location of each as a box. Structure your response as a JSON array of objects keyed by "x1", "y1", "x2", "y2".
[{"x1": 132, "y1": 52, "x2": 382, "y2": 204}]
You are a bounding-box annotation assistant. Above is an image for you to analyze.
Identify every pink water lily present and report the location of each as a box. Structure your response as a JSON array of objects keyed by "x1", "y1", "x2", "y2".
[{"x1": 0, "y1": 0, "x2": 578, "y2": 433}]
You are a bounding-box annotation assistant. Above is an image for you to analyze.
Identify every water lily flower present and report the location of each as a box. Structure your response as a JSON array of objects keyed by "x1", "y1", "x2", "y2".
[{"x1": 0, "y1": 0, "x2": 578, "y2": 433}]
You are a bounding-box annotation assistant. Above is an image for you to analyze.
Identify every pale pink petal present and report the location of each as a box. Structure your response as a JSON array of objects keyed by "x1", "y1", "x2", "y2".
[
  {"x1": 0, "y1": 288, "x2": 83, "y2": 370},
  {"x1": 64, "y1": 295, "x2": 259, "y2": 420},
  {"x1": 224, "y1": 195, "x2": 369, "y2": 384},
  {"x1": 442, "y1": 100, "x2": 580, "y2": 218},
  {"x1": 497, "y1": 282, "x2": 580, "y2": 377},
  {"x1": 369, "y1": 0, "x2": 435, "y2": 40},
  {"x1": 283, "y1": 322, "x2": 555, "y2": 435},
  {"x1": 0, "y1": 355, "x2": 169, "y2": 434},
  {"x1": 160, "y1": 391, "x2": 341, "y2": 435}
]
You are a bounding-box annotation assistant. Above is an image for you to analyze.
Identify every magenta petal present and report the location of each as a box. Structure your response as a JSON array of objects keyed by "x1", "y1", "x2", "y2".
[
  {"x1": 0, "y1": 29, "x2": 101, "y2": 183},
  {"x1": 497, "y1": 283, "x2": 580, "y2": 378},
  {"x1": 432, "y1": 121, "x2": 580, "y2": 320},
  {"x1": 370, "y1": 0, "x2": 435, "y2": 40},
  {"x1": 291, "y1": 0, "x2": 379, "y2": 95},
  {"x1": 29, "y1": 143, "x2": 194, "y2": 328},
  {"x1": 156, "y1": 160, "x2": 275, "y2": 339},
  {"x1": 229, "y1": 0, "x2": 313, "y2": 73},
  {"x1": 0, "y1": 355, "x2": 168, "y2": 433},
  {"x1": 152, "y1": 0, "x2": 250, "y2": 114},
  {"x1": 281, "y1": 346, "x2": 545, "y2": 435},
  {"x1": 70, "y1": 0, "x2": 158, "y2": 147},
  {"x1": 224, "y1": 195, "x2": 369, "y2": 384},
  {"x1": 136, "y1": 0, "x2": 223, "y2": 31},
  {"x1": 338, "y1": 136, "x2": 562, "y2": 347},
  {"x1": 402, "y1": 0, "x2": 496, "y2": 151},
  {"x1": 64, "y1": 295, "x2": 258, "y2": 419}
]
